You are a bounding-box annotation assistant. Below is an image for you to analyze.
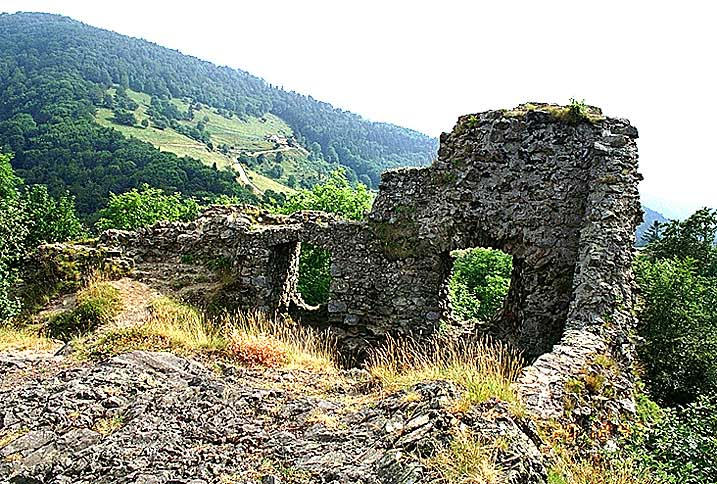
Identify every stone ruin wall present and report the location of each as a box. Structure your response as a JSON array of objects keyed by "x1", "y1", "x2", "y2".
[{"x1": 55, "y1": 104, "x2": 642, "y2": 417}]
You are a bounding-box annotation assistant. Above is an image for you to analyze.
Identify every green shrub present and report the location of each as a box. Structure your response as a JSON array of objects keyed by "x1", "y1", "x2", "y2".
[
  {"x1": 0, "y1": 263, "x2": 21, "y2": 323},
  {"x1": 278, "y1": 169, "x2": 372, "y2": 221},
  {"x1": 629, "y1": 394, "x2": 717, "y2": 484},
  {"x1": 46, "y1": 282, "x2": 121, "y2": 339},
  {"x1": 449, "y1": 248, "x2": 512, "y2": 322},
  {"x1": 643, "y1": 208, "x2": 717, "y2": 277},
  {"x1": 22, "y1": 185, "x2": 85, "y2": 247},
  {"x1": 296, "y1": 244, "x2": 331, "y2": 306},
  {"x1": 635, "y1": 256, "x2": 717, "y2": 404},
  {"x1": 95, "y1": 184, "x2": 200, "y2": 231},
  {"x1": 0, "y1": 153, "x2": 86, "y2": 323}
]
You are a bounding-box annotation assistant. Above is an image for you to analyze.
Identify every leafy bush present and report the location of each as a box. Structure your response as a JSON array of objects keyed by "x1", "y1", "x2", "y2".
[
  {"x1": 644, "y1": 208, "x2": 717, "y2": 277},
  {"x1": 0, "y1": 194, "x2": 29, "y2": 322},
  {"x1": 0, "y1": 154, "x2": 85, "y2": 322},
  {"x1": 277, "y1": 169, "x2": 372, "y2": 305},
  {"x1": 629, "y1": 394, "x2": 717, "y2": 484},
  {"x1": 22, "y1": 185, "x2": 85, "y2": 247},
  {"x1": 0, "y1": 264, "x2": 21, "y2": 323},
  {"x1": 635, "y1": 257, "x2": 717, "y2": 404},
  {"x1": 296, "y1": 244, "x2": 332, "y2": 306},
  {"x1": 279, "y1": 169, "x2": 372, "y2": 221},
  {"x1": 449, "y1": 248, "x2": 512, "y2": 322},
  {"x1": 95, "y1": 185, "x2": 200, "y2": 231},
  {"x1": 631, "y1": 207, "x2": 717, "y2": 482}
]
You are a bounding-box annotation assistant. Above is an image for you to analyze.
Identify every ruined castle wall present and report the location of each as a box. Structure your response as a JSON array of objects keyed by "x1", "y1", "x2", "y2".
[{"x1": 76, "y1": 104, "x2": 642, "y2": 416}]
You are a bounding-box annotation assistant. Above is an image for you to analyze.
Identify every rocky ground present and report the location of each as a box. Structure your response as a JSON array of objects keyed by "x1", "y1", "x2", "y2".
[{"x1": 1, "y1": 347, "x2": 545, "y2": 484}]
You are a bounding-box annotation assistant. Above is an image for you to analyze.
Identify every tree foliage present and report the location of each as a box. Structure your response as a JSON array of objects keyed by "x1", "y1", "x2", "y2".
[
  {"x1": 95, "y1": 185, "x2": 200, "y2": 231},
  {"x1": 629, "y1": 393, "x2": 717, "y2": 484},
  {"x1": 448, "y1": 248, "x2": 512, "y2": 323},
  {"x1": 0, "y1": 154, "x2": 85, "y2": 322},
  {"x1": 279, "y1": 169, "x2": 372, "y2": 221},
  {"x1": 635, "y1": 257, "x2": 717, "y2": 404},
  {"x1": 643, "y1": 208, "x2": 717, "y2": 277},
  {"x1": 636, "y1": 208, "x2": 717, "y2": 405}
]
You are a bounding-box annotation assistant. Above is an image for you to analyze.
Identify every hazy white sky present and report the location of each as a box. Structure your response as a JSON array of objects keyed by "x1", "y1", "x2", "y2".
[{"x1": 2, "y1": 0, "x2": 715, "y2": 218}]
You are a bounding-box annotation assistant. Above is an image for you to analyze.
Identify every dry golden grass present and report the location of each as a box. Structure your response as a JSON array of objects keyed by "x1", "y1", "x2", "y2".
[
  {"x1": 0, "y1": 428, "x2": 29, "y2": 449},
  {"x1": 366, "y1": 335, "x2": 523, "y2": 411},
  {"x1": 0, "y1": 324, "x2": 55, "y2": 352},
  {"x1": 547, "y1": 454, "x2": 654, "y2": 484},
  {"x1": 541, "y1": 420, "x2": 656, "y2": 484},
  {"x1": 81, "y1": 298, "x2": 338, "y2": 373},
  {"x1": 225, "y1": 311, "x2": 337, "y2": 372},
  {"x1": 1, "y1": 276, "x2": 122, "y2": 352},
  {"x1": 305, "y1": 410, "x2": 344, "y2": 429},
  {"x1": 427, "y1": 428, "x2": 505, "y2": 484},
  {"x1": 93, "y1": 416, "x2": 124, "y2": 435}
]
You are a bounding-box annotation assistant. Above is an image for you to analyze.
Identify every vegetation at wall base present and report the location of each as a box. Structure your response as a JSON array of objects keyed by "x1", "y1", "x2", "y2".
[{"x1": 626, "y1": 207, "x2": 717, "y2": 484}]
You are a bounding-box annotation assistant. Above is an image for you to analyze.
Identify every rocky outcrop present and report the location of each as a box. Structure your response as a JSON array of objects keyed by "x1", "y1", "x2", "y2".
[{"x1": 1, "y1": 351, "x2": 546, "y2": 483}]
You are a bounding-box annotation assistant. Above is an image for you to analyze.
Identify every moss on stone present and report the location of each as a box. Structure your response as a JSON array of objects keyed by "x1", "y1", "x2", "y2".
[
  {"x1": 370, "y1": 219, "x2": 420, "y2": 260},
  {"x1": 503, "y1": 100, "x2": 604, "y2": 125}
]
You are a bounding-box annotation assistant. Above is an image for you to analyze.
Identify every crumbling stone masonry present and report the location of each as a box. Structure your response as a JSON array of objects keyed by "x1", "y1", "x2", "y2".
[{"x1": 50, "y1": 104, "x2": 642, "y2": 416}]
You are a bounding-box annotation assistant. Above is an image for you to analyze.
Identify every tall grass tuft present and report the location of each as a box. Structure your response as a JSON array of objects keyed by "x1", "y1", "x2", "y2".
[
  {"x1": 82, "y1": 298, "x2": 337, "y2": 373},
  {"x1": 366, "y1": 334, "x2": 523, "y2": 410},
  {"x1": 427, "y1": 428, "x2": 505, "y2": 484},
  {"x1": 224, "y1": 311, "x2": 337, "y2": 371},
  {"x1": 47, "y1": 280, "x2": 122, "y2": 339},
  {"x1": 547, "y1": 455, "x2": 654, "y2": 484},
  {"x1": 0, "y1": 324, "x2": 55, "y2": 352}
]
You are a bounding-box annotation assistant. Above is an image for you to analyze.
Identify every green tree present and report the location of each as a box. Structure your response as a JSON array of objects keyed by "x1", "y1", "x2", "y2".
[
  {"x1": 645, "y1": 208, "x2": 717, "y2": 277},
  {"x1": 635, "y1": 256, "x2": 717, "y2": 404},
  {"x1": 22, "y1": 185, "x2": 85, "y2": 247},
  {"x1": 643, "y1": 220, "x2": 662, "y2": 245},
  {"x1": 279, "y1": 169, "x2": 372, "y2": 221},
  {"x1": 0, "y1": 154, "x2": 85, "y2": 322},
  {"x1": 269, "y1": 164, "x2": 284, "y2": 179},
  {"x1": 448, "y1": 248, "x2": 512, "y2": 322},
  {"x1": 637, "y1": 207, "x2": 717, "y2": 404},
  {"x1": 277, "y1": 169, "x2": 372, "y2": 304},
  {"x1": 0, "y1": 192, "x2": 28, "y2": 322},
  {"x1": 95, "y1": 185, "x2": 200, "y2": 231},
  {"x1": 0, "y1": 153, "x2": 22, "y2": 200},
  {"x1": 112, "y1": 109, "x2": 137, "y2": 126}
]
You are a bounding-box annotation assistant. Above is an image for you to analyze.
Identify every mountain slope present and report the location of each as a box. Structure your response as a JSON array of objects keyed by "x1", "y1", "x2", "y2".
[
  {"x1": 0, "y1": 12, "x2": 438, "y2": 204},
  {"x1": 636, "y1": 205, "x2": 669, "y2": 246}
]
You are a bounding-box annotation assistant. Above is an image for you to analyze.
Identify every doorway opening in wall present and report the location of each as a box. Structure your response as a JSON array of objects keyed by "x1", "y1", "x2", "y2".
[
  {"x1": 297, "y1": 243, "x2": 332, "y2": 307},
  {"x1": 447, "y1": 247, "x2": 513, "y2": 326}
]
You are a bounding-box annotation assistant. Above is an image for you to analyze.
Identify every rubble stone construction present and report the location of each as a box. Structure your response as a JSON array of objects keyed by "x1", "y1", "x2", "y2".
[{"x1": 51, "y1": 104, "x2": 641, "y2": 417}]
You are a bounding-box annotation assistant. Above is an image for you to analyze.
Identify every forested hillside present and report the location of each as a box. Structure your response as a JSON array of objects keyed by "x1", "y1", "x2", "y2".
[{"x1": 0, "y1": 12, "x2": 438, "y2": 207}]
